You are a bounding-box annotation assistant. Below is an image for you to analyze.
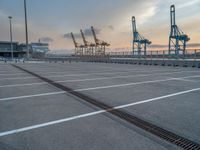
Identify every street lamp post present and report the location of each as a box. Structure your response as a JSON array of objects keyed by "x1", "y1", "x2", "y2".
[
  {"x1": 8, "y1": 16, "x2": 13, "y2": 60},
  {"x1": 24, "y1": 0, "x2": 29, "y2": 59}
]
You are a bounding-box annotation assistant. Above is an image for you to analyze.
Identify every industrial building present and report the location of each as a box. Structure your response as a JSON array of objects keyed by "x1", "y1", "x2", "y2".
[
  {"x1": 0, "y1": 41, "x2": 26, "y2": 58},
  {"x1": 0, "y1": 41, "x2": 50, "y2": 58}
]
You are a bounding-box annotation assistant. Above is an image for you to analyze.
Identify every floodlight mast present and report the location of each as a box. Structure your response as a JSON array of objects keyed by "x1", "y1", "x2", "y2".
[
  {"x1": 8, "y1": 16, "x2": 13, "y2": 60},
  {"x1": 24, "y1": 0, "x2": 29, "y2": 59}
]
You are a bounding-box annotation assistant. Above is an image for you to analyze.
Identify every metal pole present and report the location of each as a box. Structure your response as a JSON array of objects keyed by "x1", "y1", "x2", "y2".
[
  {"x1": 8, "y1": 16, "x2": 13, "y2": 60},
  {"x1": 194, "y1": 49, "x2": 197, "y2": 61},
  {"x1": 24, "y1": 0, "x2": 29, "y2": 59}
]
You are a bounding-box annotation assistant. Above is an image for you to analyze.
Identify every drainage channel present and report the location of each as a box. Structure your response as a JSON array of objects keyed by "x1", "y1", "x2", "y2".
[{"x1": 12, "y1": 64, "x2": 200, "y2": 150}]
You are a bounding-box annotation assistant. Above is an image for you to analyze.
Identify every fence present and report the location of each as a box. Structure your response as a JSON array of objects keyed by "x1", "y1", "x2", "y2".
[{"x1": 106, "y1": 49, "x2": 200, "y2": 60}]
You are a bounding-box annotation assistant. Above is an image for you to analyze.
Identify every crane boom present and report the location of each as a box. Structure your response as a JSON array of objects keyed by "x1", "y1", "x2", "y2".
[
  {"x1": 80, "y1": 29, "x2": 87, "y2": 46},
  {"x1": 91, "y1": 26, "x2": 98, "y2": 44},
  {"x1": 71, "y1": 32, "x2": 77, "y2": 47},
  {"x1": 132, "y1": 16, "x2": 137, "y2": 33},
  {"x1": 170, "y1": 5, "x2": 176, "y2": 27},
  {"x1": 90, "y1": 26, "x2": 110, "y2": 55},
  {"x1": 70, "y1": 32, "x2": 85, "y2": 56}
]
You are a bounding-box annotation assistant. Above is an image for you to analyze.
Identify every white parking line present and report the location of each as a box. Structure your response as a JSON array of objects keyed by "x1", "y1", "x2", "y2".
[
  {"x1": 20, "y1": 68, "x2": 161, "y2": 75},
  {"x1": 75, "y1": 75, "x2": 200, "y2": 92},
  {"x1": 0, "y1": 72, "x2": 27, "y2": 76},
  {"x1": 0, "y1": 69, "x2": 198, "y2": 81},
  {"x1": 0, "y1": 71, "x2": 17, "y2": 73},
  {"x1": 0, "y1": 75, "x2": 199, "y2": 101},
  {"x1": 0, "y1": 87, "x2": 199, "y2": 137},
  {"x1": 0, "y1": 71, "x2": 122, "y2": 77},
  {"x1": 0, "y1": 68, "x2": 159, "y2": 76},
  {"x1": 0, "y1": 70, "x2": 149, "y2": 81},
  {"x1": 0, "y1": 70, "x2": 198, "y2": 88},
  {"x1": 0, "y1": 76, "x2": 35, "y2": 81},
  {"x1": 0, "y1": 71, "x2": 129, "y2": 81},
  {"x1": 0, "y1": 91, "x2": 65, "y2": 101},
  {"x1": 171, "y1": 78, "x2": 197, "y2": 83}
]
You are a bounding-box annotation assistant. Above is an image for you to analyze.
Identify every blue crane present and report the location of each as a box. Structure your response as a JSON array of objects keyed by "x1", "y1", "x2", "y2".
[
  {"x1": 168, "y1": 5, "x2": 190, "y2": 55},
  {"x1": 132, "y1": 16, "x2": 151, "y2": 55}
]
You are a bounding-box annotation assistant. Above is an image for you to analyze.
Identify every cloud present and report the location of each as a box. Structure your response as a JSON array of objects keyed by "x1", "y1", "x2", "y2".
[
  {"x1": 84, "y1": 27, "x2": 101, "y2": 36},
  {"x1": 63, "y1": 33, "x2": 81, "y2": 39},
  {"x1": 63, "y1": 27, "x2": 101, "y2": 39},
  {"x1": 39, "y1": 37, "x2": 54, "y2": 43},
  {"x1": 137, "y1": 5, "x2": 158, "y2": 25},
  {"x1": 177, "y1": 0, "x2": 199, "y2": 9},
  {"x1": 63, "y1": 33, "x2": 71, "y2": 39},
  {"x1": 108, "y1": 25, "x2": 114, "y2": 31}
]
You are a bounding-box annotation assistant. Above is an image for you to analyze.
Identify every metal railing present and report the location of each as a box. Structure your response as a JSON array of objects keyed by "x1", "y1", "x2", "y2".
[{"x1": 106, "y1": 49, "x2": 200, "y2": 60}]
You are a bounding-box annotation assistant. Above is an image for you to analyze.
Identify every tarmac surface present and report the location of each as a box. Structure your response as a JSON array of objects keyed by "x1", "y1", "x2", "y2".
[{"x1": 0, "y1": 62, "x2": 200, "y2": 150}]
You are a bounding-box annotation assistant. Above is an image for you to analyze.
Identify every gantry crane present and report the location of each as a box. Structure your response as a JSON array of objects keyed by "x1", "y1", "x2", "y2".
[
  {"x1": 71, "y1": 32, "x2": 85, "y2": 55},
  {"x1": 80, "y1": 29, "x2": 96, "y2": 55},
  {"x1": 168, "y1": 5, "x2": 190, "y2": 55},
  {"x1": 132, "y1": 16, "x2": 151, "y2": 55},
  {"x1": 91, "y1": 26, "x2": 110, "y2": 55}
]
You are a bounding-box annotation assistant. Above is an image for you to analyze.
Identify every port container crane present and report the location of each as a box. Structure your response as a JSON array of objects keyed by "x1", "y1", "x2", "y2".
[
  {"x1": 71, "y1": 32, "x2": 84, "y2": 55},
  {"x1": 80, "y1": 29, "x2": 95, "y2": 55},
  {"x1": 132, "y1": 16, "x2": 151, "y2": 55},
  {"x1": 91, "y1": 26, "x2": 110, "y2": 55},
  {"x1": 168, "y1": 5, "x2": 190, "y2": 55}
]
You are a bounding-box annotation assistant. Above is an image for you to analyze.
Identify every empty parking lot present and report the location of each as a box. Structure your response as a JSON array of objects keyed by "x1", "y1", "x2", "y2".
[{"x1": 0, "y1": 62, "x2": 200, "y2": 150}]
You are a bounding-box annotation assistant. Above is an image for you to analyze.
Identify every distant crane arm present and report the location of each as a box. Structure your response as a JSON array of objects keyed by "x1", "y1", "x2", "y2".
[
  {"x1": 71, "y1": 32, "x2": 77, "y2": 47},
  {"x1": 91, "y1": 26, "x2": 110, "y2": 46},
  {"x1": 80, "y1": 29, "x2": 87, "y2": 46}
]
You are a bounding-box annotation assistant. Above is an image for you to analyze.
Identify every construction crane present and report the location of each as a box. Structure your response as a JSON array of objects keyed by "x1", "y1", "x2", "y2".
[
  {"x1": 91, "y1": 26, "x2": 110, "y2": 55},
  {"x1": 168, "y1": 5, "x2": 190, "y2": 55},
  {"x1": 80, "y1": 29, "x2": 95, "y2": 55},
  {"x1": 71, "y1": 32, "x2": 84, "y2": 55},
  {"x1": 132, "y1": 16, "x2": 151, "y2": 55}
]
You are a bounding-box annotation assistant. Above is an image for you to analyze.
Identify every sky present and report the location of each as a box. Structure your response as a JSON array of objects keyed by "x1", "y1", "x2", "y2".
[{"x1": 0, "y1": 0, "x2": 200, "y2": 53}]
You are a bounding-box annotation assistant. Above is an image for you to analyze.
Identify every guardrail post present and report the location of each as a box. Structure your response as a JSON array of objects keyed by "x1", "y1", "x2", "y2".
[
  {"x1": 163, "y1": 50, "x2": 165, "y2": 60},
  {"x1": 157, "y1": 50, "x2": 158, "y2": 58}
]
